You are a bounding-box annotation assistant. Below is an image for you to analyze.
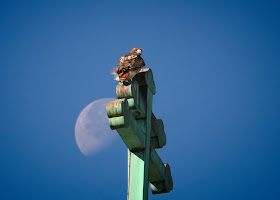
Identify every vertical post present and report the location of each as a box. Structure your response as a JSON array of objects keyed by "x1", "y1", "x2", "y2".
[
  {"x1": 127, "y1": 150, "x2": 145, "y2": 199},
  {"x1": 127, "y1": 86, "x2": 153, "y2": 200}
]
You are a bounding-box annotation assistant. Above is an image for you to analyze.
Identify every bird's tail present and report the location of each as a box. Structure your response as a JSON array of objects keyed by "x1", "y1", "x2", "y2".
[{"x1": 110, "y1": 68, "x2": 119, "y2": 81}]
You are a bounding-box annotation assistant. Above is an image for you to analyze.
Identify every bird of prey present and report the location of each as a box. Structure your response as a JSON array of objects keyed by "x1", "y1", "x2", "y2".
[{"x1": 113, "y1": 48, "x2": 145, "y2": 84}]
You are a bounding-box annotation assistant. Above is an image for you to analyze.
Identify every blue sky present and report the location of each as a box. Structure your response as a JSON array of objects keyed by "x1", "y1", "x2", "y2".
[{"x1": 0, "y1": 1, "x2": 279, "y2": 199}]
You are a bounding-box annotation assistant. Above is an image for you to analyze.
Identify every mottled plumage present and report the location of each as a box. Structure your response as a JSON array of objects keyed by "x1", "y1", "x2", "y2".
[{"x1": 113, "y1": 48, "x2": 145, "y2": 84}]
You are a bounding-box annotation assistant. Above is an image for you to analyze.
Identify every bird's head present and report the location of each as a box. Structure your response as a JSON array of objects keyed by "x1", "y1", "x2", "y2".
[{"x1": 130, "y1": 48, "x2": 142, "y2": 55}]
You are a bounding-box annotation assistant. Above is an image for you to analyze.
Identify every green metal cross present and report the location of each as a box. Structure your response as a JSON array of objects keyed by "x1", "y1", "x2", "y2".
[{"x1": 106, "y1": 68, "x2": 173, "y2": 200}]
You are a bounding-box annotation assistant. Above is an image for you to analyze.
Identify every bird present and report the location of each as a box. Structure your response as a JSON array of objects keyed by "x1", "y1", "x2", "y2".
[{"x1": 113, "y1": 48, "x2": 145, "y2": 84}]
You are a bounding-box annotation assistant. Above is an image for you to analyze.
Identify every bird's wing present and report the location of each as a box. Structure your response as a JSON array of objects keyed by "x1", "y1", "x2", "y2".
[
  {"x1": 137, "y1": 55, "x2": 145, "y2": 67},
  {"x1": 129, "y1": 56, "x2": 145, "y2": 70}
]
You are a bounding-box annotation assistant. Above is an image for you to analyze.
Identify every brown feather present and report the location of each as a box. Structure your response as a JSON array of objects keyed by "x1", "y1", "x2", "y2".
[{"x1": 114, "y1": 48, "x2": 145, "y2": 82}]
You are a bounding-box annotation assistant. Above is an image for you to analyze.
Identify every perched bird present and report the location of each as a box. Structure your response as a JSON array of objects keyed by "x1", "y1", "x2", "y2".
[{"x1": 113, "y1": 48, "x2": 145, "y2": 84}]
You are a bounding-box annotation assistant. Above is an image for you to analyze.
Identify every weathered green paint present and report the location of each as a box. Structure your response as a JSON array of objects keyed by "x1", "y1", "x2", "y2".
[
  {"x1": 106, "y1": 99, "x2": 125, "y2": 118},
  {"x1": 128, "y1": 150, "x2": 145, "y2": 199},
  {"x1": 142, "y1": 87, "x2": 153, "y2": 199},
  {"x1": 150, "y1": 114, "x2": 166, "y2": 149},
  {"x1": 150, "y1": 164, "x2": 173, "y2": 194},
  {"x1": 149, "y1": 151, "x2": 173, "y2": 194},
  {"x1": 106, "y1": 69, "x2": 173, "y2": 199}
]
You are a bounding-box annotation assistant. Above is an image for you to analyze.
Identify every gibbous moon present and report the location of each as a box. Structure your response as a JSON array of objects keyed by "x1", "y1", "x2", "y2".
[{"x1": 75, "y1": 98, "x2": 117, "y2": 156}]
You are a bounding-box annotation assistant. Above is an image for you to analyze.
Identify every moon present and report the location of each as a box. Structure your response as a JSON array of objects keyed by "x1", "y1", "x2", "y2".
[{"x1": 75, "y1": 98, "x2": 118, "y2": 156}]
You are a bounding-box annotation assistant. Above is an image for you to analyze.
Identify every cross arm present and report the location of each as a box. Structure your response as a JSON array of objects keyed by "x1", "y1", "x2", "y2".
[
  {"x1": 149, "y1": 149, "x2": 173, "y2": 194},
  {"x1": 106, "y1": 98, "x2": 146, "y2": 151}
]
